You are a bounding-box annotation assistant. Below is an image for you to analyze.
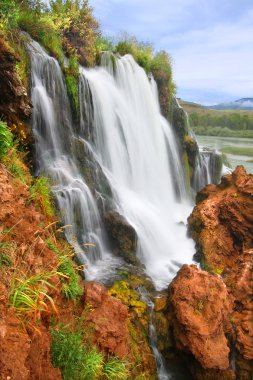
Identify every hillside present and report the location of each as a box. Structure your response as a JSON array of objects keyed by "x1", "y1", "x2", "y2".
[
  {"x1": 209, "y1": 97, "x2": 253, "y2": 110},
  {"x1": 178, "y1": 99, "x2": 253, "y2": 137}
]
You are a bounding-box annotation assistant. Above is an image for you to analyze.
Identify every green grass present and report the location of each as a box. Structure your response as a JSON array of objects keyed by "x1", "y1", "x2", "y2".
[
  {"x1": 221, "y1": 147, "x2": 253, "y2": 157},
  {"x1": 51, "y1": 325, "x2": 128, "y2": 380},
  {"x1": 29, "y1": 177, "x2": 55, "y2": 217},
  {"x1": 103, "y1": 357, "x2": 128, "y2": 380},
  {"x1": 51, "y1": 326, "x2": 103, "y2": 380},
  {"x1": 9, "y1": 271, "x2": 57, "y2": 320},
  {"x1": 0, "y1": 120, "x2": 13, "y2": 159},
  {"x1": 46, "y1": 239, "x2": 83, "y2": 300}
]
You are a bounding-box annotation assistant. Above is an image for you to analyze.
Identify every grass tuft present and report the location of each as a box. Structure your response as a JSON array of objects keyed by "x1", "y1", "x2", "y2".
[
  {"x1": 9, "y1": 271, "x2": 58, "y2": 320},
  {"x1": 29, "y1": 176, "x2": 55, "y2": 217}
]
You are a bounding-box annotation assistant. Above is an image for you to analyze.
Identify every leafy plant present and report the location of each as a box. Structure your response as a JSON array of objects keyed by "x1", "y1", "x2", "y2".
[
  {"x1": 9, "y1": 271, "x2": 58, "y2": 320},
  {"x1": 29, "y1": 176, "x2": 55, "y2": 217}
]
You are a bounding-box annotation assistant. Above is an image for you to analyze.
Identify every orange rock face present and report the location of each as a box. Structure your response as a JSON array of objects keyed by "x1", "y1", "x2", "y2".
[
  {"x1": 83, "y1": 282, "x2": 129, "y2": 358},
  {"x1": 169, "y1": 265, "x2": 231, "y2": 370},
  {"x1": 187, "y1": 166, "x2": 253, "y2": 379}
]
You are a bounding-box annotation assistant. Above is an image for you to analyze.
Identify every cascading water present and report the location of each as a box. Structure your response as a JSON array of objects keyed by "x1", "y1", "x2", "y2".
[
  {"x1": 79, "y1": 53, "x2": 195, "y2": 290},
  {"x1": 174, "y1": 97, "x2": 223, "y2": 193},
  {"x1": 25, "y1": 37, "x2": 198, "y2": 380},
  {"x1": 26, "y1": 37, "x2": 122, "y2": 281}
]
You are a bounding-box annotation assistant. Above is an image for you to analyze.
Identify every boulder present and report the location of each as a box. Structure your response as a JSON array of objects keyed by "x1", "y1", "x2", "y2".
[
  {"x1": 169, "y1": 265, "x2": 231, "y2": 372},
  {"x1": 103, "y1": 211, "x2": 140, "y2": 265}
]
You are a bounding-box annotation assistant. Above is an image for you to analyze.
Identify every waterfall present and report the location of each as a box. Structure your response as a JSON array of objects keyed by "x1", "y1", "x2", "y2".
[
  {"x1": 174, "y1": 97, "x2": 223, "y2": 193},
  {"x1": 26, "y1": 33, "x2": 195, "y2": 290},
  {"x1": 79, "y1": 53, "x2": 195, "y2": 290},
  {"x1": 26, "y1": 37, "x2": 122, "y2": 282}
]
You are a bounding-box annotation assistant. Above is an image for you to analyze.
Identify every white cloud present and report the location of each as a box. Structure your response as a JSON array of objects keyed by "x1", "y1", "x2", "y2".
[{"x1": 90, "y1": 0, "x2": 253, "y2": 103}]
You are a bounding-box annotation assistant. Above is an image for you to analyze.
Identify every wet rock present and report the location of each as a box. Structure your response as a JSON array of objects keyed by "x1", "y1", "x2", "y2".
[
  {"x1": 103, "y1": 211, "x2": 140, "y2": 265},
  {"x1": 169, "y1": 265, "x2": 231, "y2": 373},
  {"x1": 72, "y1": 136, "x2": 114, "y2": 212}
]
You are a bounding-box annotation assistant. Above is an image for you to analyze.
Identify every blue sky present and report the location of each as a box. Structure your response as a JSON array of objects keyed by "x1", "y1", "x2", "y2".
[{"x1": 89, "y1": 0, "x2": 253, "y2": 105}]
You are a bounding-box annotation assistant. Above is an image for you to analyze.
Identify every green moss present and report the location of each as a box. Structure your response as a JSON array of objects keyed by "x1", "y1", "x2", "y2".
[
  {"x1": 182, "y1": 152, "x2": 191, "y2": 192},
  {"x1": 65, "y1": 74, "x2": 79, "y2": 117},
  {"x1": 109, "y1": 281, "x2": 147, "y2": 317}
]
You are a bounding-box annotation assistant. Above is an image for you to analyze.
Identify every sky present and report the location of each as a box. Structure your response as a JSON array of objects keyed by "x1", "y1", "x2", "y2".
[{"x1": 89, "y1": 0, "x2": 253, "y2": 105}]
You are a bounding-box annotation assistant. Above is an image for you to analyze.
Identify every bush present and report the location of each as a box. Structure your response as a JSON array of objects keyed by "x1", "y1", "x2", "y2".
[{"x1": 17, "y1": 12, "x2": 65, "y2": 64}]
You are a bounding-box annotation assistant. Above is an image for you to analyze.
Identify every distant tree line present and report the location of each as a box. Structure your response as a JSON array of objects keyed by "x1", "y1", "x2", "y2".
[{"x1": 189, "y1": 112, "x2": 253, "y2": 131}]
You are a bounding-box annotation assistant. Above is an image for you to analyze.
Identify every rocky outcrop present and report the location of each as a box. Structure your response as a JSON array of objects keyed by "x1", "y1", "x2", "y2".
[
  {"x1": 0, "y1": 33, "x2": 31, "y2": 124},
  {"x1": 187, "y1": 166, "x2": 253, "y2": 379},
  {"x1": 168, "y1": 265, "x2": 234, "y2": 378},
  {"x1": 103, "y1": 211, "x2": 140, "y2": 265},
  {"x1": 82, "y1": 281, "x2": 157, "y2": 379},
  {"x1": 82, "y1": 282, "x2": 129, "y2": 358}
]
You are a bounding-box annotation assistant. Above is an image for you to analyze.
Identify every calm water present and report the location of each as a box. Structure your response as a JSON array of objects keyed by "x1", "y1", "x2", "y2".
[{"x1": 196, "y1": 135, "x2": 253, "y2": 174}]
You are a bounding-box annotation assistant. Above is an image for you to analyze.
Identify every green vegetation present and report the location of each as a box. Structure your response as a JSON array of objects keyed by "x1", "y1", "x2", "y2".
[
  {"x1": 51, "y1": 325, "x2": 128, "y2": 380},
  {"x1": 179, "y1": 99, "x2": 253, "y2": 138},
  {"x1": 0, "y1": 242, "x2": 13, "y2": 268},
  {"x1": 103, "y1": 357, "x2": 128, "y2": 380},
  {"x1": 29, "y1": 176, "x2": 55, "y2": 217},
  {"x1": 114, "y1": 34, "x2": 176, "y2": 107},
  {"x1": 0, "y1": 120, "x2": 29, "y2": 183},
  {"x1": 46, "y1": 239, "x2": 83, "y2": 300},
  {"x1": 0, "y1": 120, "x2": 13, "y2": 159},
  {"x1": 221, "y1": 147, "x2": 253, "y2": 157},
  {"x1": 64, "y1": 54, "x2": 80, "y2": 117},
  {"x1": 9, "y1": 271, "x2": 57, "y2": 319}
]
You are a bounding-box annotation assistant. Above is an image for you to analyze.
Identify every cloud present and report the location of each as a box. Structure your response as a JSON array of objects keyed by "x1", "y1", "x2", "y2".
[{"x1": 90, "y1": 0, "x2": 253, "y2": 103}]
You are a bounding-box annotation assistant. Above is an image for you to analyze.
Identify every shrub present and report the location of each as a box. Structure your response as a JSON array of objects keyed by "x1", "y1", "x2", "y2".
[{"x1": 17, "y1": 12, "x2": 64, "y2": 64}]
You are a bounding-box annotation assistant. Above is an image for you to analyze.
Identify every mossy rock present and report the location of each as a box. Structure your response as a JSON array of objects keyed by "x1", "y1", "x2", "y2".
[{"x1": 109, "y1": 280, "x2": 147, "y2": 319}]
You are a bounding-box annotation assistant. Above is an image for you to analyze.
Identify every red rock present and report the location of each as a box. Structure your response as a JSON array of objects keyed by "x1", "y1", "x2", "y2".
[
  {"x1": 188, "y1": 166, "x2": 253, "y2": 379},
  {"x1": 83, "y1": 282, "x2": 129, "y2": 358},
  {"x1": 169, "y1": 265, "x2": 231, "y2": 371}
]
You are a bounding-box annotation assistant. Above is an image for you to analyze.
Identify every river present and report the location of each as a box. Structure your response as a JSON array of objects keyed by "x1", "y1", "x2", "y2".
[{"x1": 196, "y1": 135, "x2": 253, "y2": 174}]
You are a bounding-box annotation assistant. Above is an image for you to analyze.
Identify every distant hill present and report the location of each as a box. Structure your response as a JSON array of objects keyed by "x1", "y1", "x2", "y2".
[
  {"x1": 177, "y1": 99, "x2": 253, "y2": 138},
  {"x1": 208, "y1": 98, "x2": 253, "y2": 111}
]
